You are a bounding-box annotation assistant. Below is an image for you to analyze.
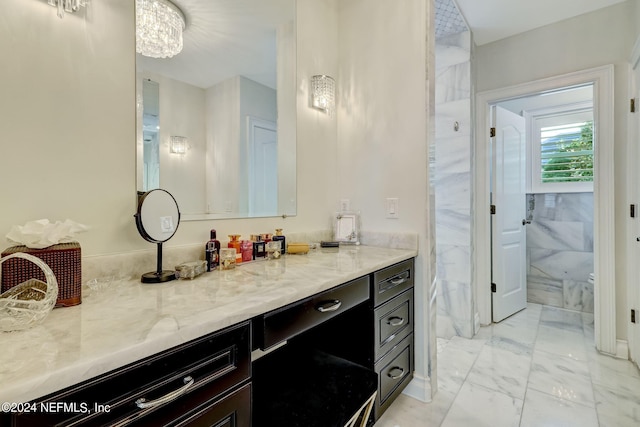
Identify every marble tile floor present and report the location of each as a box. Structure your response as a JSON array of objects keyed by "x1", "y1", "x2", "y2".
[{"x1": 376, "y1": 303, "x2": 640, "y2": 427}]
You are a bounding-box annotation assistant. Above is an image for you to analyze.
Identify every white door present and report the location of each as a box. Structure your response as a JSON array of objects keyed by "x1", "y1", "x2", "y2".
[
  {"x1": 491, "y1": 105, "x2": 528, "y2": 322},
  {"x1": 629, "y1": 63, "x2": 640, "y2": 369},
  {"x1": 248, "y1": 117, "x2": 278, "y2": 217}
]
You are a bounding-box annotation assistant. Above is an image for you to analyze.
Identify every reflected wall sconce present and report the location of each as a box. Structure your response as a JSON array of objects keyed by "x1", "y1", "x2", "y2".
[
  {"x1": 311, "y1": 75, "x2": 335, "y2": 116},
  {"x1": 170, "y1": 136, "x2": 188, "y2": 154},
  {"x1": 47, "y1": 0, "x2": 88, "y2": 19},
  {"x1": 136, "y1": 0, "x2": 186, "y2": 59}
]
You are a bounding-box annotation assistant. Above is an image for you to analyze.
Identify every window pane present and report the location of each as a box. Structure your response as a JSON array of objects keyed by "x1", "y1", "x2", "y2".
[{"x1": 540, "y1": 120, "x2": 593, "y2": 183}]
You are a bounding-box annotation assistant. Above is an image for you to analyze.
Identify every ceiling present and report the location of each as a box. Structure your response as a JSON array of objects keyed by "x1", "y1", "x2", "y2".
[
  {"x1": 454, "y1": 0, "x2": 628, "y2": 45},
  {"x1": 137, "y1": 0, "x2": 293, "y2": 90},
  {"x1": 139, "y1": 0, "x2": 629, "y2": 89}
]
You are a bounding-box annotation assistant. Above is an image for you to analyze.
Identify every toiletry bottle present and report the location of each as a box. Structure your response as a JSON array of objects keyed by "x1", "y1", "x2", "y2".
[
  {"x1": 273, "y1": 228, "x2": 286, "y2": 254},
  {"x1": 205, "y1": 242, "x2": 215, "y2": 272},
  {"x1": 206, "y1": 229, "x2": 221, "y2": 270},
  {"x1": 228, "y1": 234, "x2": 242, "y2": 263}
]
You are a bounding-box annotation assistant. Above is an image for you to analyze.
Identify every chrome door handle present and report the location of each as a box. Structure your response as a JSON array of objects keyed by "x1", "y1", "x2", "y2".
[
  {"x1": 135, "y1": 376, "x2": 194, "y2": 409},
  {"x1": 387, "y1": 367, "x2": 405, "y2": 380},
  {"x1": 316, "y1": 300, "x2": 342, "y2": 312},
  {"x1": 522, "y1": 219, "x2": 531, "y2": 225},
  {"x1": 386, "y1": 316, "x2": 405, "y2": 327}
]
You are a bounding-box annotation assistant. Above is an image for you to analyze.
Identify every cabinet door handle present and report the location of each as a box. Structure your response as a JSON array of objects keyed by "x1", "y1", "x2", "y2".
[
  {"x1": 135, "y1": 376, "x2": 194, "y2": 409},
  {"x1": 387, "y1": 316, "x2": 405, "y2": 327},
  {"x1": 387, "y1": 367, "x2": 405, "y2": 380},
  {"x1": 316, "y1": 300, "x2": 342, "y2": 313}
]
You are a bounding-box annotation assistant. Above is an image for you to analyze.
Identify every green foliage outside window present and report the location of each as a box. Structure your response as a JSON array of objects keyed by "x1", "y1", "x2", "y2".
[{"x1": 541, "y1": 121, "x2": 593, "y2": 183}]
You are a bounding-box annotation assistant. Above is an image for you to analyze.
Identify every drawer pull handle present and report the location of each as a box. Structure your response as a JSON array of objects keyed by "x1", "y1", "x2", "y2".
[
  {"x1": 316, "y1": 300, "x2": 342, "y2": 313},
  {"x1": 135, "y1": 376, "x2": 194, "y2": 409},
  {"x1": 390, "y1": 276, "x2": 408, "y2": 286},
  {"x1": 387, "y1": 367, "x2": 405, "y2": 380},
  {"x1": 381, "y1": 272, "x2": 410, "y2": 292},
  {"x1": 387, "y1": 316, "x2": 405, "y2": 327}
]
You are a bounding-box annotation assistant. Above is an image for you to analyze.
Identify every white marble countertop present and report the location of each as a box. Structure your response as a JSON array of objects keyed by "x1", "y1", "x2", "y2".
[{"x1": 0, "y1": 245, "x2": 416, "y2": 404}]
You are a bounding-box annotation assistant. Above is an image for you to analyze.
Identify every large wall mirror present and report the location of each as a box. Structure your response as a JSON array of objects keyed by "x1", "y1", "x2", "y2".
[{"x1": 136, "y1": 0, "x2": 297, "y2": 220}]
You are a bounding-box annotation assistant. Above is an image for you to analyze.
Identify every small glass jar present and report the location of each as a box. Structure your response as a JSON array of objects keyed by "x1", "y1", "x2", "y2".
[
  {"x1": 240, "y1": 240, "x2": 253, "y2": 262},
  {"x1": 266, "y1": 241, "x2": 282, "y2": 260},
  {"x1": 219, "y1": 248, "x2": 237, "y2": 270}
]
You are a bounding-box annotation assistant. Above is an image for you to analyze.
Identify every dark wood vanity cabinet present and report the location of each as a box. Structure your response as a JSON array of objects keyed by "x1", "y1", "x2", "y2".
[
  {"x1": 7, "y1": 321, "x2": 251, "y2": 427},
  {"x1": 5, "y1": 257, "x2": 415, "y2": 427},
  {"x1": 371, "y1": 258, "x2": 415, "y2": 417},
  {"x1": 280, "y1": 258, "x2": 416, "y2": 422}
]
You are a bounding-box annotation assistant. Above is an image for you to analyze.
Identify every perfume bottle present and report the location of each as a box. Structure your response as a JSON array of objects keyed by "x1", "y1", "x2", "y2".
[
  {"x1": 228, "y1": 234, "x2": 242, "y2": 263},
  {"x1": 205, "y1": 229, "x2": 221, "y2": 271},
  {"x1": 273, "y1": 228, "x2": 286, "y2": 254}
]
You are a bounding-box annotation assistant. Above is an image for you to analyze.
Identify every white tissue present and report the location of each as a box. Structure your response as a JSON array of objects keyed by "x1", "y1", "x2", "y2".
[{"x1": 6, "y1": 219, "x2": 89, "y2": 249}]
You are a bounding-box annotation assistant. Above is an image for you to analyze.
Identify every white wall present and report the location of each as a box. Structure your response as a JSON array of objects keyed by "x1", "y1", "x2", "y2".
[
  {"x1": 139, "y1": 71, "x2": 207, "y2": 215},
  {"x1": 336, "y1": 0, "x2": 433, "y2": 401},
  {"x1": 0, "y1": 0, "x2": 340, "y2": 257},
  {"x1": 0, "y1": 0, "x2": 139, "y2": 255},
  {"x1": 475, "y1": 1, "x2": 635, "y2": 341}
]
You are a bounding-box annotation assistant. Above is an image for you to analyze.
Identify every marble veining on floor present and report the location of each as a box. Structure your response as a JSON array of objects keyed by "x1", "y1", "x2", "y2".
[{"x1": 376, "y1": 304, "x2": 640, "y2": 426}]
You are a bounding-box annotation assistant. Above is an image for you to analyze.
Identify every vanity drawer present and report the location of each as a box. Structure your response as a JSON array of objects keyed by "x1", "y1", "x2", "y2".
[
  {"x1": 372, "y1": 258, "x2": 414, "y2": 307},
  {"x1": 11, "y1": 322, "x2": 251, "y2": 427},
  {"x1": 375, "y1": 289, "x2": 414, "y2": 361},
  {"x1": 259, "y1": 276, "x2": 370, "y2": 349},
  {"x1": 375, "y1": 333, "x2": 413, "y2": 417}
]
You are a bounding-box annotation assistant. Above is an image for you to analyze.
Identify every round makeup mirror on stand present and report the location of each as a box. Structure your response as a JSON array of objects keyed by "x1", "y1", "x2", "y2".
[{"x1": 134, "y1": 189, "x2": 181, "y2": 283}]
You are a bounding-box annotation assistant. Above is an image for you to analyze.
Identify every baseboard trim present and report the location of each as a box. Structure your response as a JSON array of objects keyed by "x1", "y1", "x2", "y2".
[
  {"x1": 616, "y1": 339, "x2": 629, "y2": 360},
  {"x1": 402, "y1": 374, "x2": 432, "y2": 403}
]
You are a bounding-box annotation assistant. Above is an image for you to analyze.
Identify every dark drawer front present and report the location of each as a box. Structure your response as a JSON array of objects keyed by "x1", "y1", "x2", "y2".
[
  {"x1": 372, "y1": 258, "x2": 414, "y2": 307},
  {"x1": 132, "y1": 382, "x2": 251, "y2": 427},
  {"x1": 375, "y1": 289, "x2": 414, "y2": 361},
  {"x1": 11, "y1": 322, "x2": 251, "y2": 427},
  {"x1": 375, "y1": 333, "x2": 414, "y2": 418},
  {"x1": 260, "y1": 276, "x2": 370, "y2": 349}
]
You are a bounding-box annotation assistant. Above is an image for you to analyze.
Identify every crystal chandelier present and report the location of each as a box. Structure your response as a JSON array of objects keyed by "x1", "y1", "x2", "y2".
[
  {"x1": 136, "y1": 0, "x2": 186, "y2": 59},
  {"x1": 48, "y1": 0, "x2": 88, "y2": 19}
]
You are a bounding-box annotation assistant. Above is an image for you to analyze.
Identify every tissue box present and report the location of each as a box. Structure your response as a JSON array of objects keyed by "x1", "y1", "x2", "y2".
[{"x1": 1, "y1": 242, "x2": 81, "y2": 307}]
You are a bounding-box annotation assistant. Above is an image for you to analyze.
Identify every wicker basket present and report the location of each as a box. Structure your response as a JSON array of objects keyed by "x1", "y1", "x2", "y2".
[
  {"x1": 1, "y1": 242, "x2": 81, "y2": 307},
  {"x1": 0, "y1": 253, "x2": 58, "y2": 332}
]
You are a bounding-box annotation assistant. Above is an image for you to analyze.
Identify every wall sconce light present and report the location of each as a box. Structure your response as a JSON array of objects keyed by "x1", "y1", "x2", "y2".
[
  {"x1": 47, "y1": 0, "x2": 88, "y2": 19},
  {"x1": 170, "y1": 136, "x2": 188, "y2": 154},
  {"x1": 311, "y1": 75, "x2": 336, "y2": 116}
]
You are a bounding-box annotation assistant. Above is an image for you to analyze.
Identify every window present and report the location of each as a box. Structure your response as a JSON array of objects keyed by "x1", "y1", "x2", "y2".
[{"x1": 527, "y1": 104, "x2": 594, "y2": 193}]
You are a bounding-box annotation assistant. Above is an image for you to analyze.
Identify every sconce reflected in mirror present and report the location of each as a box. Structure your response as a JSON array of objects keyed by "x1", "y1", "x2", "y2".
[
  {"x1": 170, "y1": 136, "x2": 188, "y2": 154},
  {"x1": 311, "y1": 75, "x2": 335, "y2": 116}
]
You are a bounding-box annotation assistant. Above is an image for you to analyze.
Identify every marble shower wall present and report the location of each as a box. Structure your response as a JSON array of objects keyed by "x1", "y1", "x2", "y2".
[
  {"x1": 526, "y1": 193, "x2": 594, "y2": 313},
  {"x1": 435, "y1": 30, "x2": 474, "y2": 338}
]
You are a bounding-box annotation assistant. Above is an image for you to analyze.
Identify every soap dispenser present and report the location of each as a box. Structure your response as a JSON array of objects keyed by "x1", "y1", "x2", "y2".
[
  {"x1": 205, "y1": 229, "x2": 221, "y2": 271},
  {"x1": 273, "y1": 228, "x2": 286, "y2": 254}
]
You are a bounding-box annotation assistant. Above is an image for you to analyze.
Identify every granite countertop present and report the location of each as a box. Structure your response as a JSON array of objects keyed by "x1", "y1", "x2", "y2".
[{"x1": 0, "y1": 245, "x2": 416, "y2": 403}]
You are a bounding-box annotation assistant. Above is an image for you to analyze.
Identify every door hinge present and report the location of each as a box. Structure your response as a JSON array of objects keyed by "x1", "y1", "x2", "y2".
[
  {"x1": 490, "y1": 204, "x2": 496, "y2": 215},
  {"x1": 631, "y1": 98, "x2": 636, "y2": 113},
  {"x1": 632, "y1": 309, "x2": 637, "y2": 324},
  {"x1": 631, "y1": 204, "x2": 636, "y2": 218},
  {"x1": 491, "y1": 283, "x2": 496, "y2": 293},
  {"x1": 490, "y1": 127, "x2": 496, "y2": 137}
]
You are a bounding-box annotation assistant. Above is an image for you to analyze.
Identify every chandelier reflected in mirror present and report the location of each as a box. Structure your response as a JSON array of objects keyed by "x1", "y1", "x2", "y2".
[
  {"x1": 136, "y1": 0, "x2": 186, "y2": 59},
  {"x1": 47, "y1": 0, "x2": 88, "y2": 19}
]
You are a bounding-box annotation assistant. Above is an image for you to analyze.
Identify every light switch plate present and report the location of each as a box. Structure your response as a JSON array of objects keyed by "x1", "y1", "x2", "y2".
[
  {"x1": 386, "y1": 198, "x2": 399, "y2": 219},
  {"x1": 340, "y1": 199, "x2": 350, "y2": 212}
]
